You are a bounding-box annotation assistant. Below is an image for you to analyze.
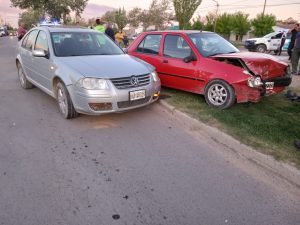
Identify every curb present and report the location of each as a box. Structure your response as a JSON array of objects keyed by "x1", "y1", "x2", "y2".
[{"x1": 158, "y1": 99, "x2": 300, "y2": 190}]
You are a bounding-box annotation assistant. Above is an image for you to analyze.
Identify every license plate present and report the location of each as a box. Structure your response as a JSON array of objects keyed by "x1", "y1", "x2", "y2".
[
  {"x1": 129, "y1": 90, "x2": 146, "y2": 101},
  {"x1": 265, "y1": 82, "x2": 274, "y2": 90}
]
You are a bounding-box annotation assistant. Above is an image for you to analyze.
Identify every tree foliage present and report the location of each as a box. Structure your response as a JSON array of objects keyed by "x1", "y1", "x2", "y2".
[
  {"x1": 204, "y1": 13, "x2": 215, "y2": 32},
  {"x1": 232, "y1": 12, "x2": 251, "y2": 40},
  {"x1": 148, "y1": 0, "x2": 172, "y2": 30},
  {"x1": 18, "y1": 9, "x2": 43, "y2": 29},
  {"x1": 101, "y1": 11, "x2": 116, "y2": 24},
  {"x1": 11, "y1": 0, "x2": 88, "y2": 20},
  {"x1": 127, "y1": 0, "x2": 172, "y2": 31},
  {"x1": 216, "y1": 13, "x2": 233, "y2": 39},
  {"x1": 251, "y1": 13, "x2": 276, "y2": 37},
  {"x1": 115, "y1": 8, "x2": 127, "y2": 31},
  {"x1": 173, "y1": 0, "x2": 202, "y2": 29},
  {"x1": 127, "y1": 7, "x2": 142, "y2": 28}
]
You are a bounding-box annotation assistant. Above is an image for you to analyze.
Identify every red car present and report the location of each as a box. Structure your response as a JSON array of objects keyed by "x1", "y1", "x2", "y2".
[{"x1": 127, "y1": 31, "x2": 292, "y2": 109}]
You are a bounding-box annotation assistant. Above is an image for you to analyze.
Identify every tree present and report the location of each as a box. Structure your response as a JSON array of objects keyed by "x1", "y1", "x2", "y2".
[
  {"x1": 215, "y1": 13, "x2": 233, "y2": 39},
  {"x1": 139, "y1": 10, "x2": 152, "y2": 31},
  {"x1": 191, "y1": 17, "x2": 204, "y2": 30},
  {"x1": 127, "y1": 7, "x2": 142, "y2": 28},
  {"x1": 251, "y1": 13, "x2": 276, "y2": 37},
  {"x1": 101, "y1": 10, "x2": 116, "y2": 24},
  {"x1": 148, "y1": 0, "x2": 172, "y2": 30},
  {"x1": 115, "y1": 8, "x2": 127, "y2": 31},
  {"x1": 11, "y1": 0, "x2": 88, "y2": 21},
  {"x1": 204, "y1": 13, "x2": 215, "y2": 32},
  {"x1": 173, "y1": 0, "x2": 202, "y2": 29},
  {"x1": 18, "y1": 9, "x2": 43, "y2": 29},
  {"x1": 127, "y1": 0, "x2": 172, "y2": 31},
  {"x1": 232, "y1": 12, "x2": 251, "y2": 41}
]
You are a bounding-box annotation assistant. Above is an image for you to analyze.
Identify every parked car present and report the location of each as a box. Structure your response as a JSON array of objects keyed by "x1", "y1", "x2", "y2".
[
  {"x1": 16, "y1": 26, "x2": 161, "y2": 119},
  {"x1": 0, "y1": 28, "x2": 6, "y2": 37},
  {"x1": 244, "y1": 31, "x2": 290, "y2": 53},
  {"x1": 127, "y1": 30, "x2": 292, "y2": 109}
]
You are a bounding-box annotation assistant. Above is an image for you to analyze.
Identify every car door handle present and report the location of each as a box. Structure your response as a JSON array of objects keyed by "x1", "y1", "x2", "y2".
[{"x1": 162, "y1": 59, "x2": 168, "y2": 63}]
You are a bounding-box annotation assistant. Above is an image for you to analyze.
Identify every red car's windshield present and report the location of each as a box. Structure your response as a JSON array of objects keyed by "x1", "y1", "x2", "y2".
[{"x1": 188, "y1": 33, "x2": 239, "y2": 57}]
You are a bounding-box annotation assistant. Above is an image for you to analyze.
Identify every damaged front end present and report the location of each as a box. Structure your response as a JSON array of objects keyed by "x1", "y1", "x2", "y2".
[{"x1": 212, "y1": 53, "x2": 292, "y2": 102}]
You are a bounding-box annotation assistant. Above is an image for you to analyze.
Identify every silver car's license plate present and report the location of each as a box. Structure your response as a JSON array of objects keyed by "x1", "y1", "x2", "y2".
[
  {"x1": 130, "y1": 90, "x2": 146, "y2": 101},
  {"x1": 265, "y1": 82, "x2": 274, "y2": 90}
]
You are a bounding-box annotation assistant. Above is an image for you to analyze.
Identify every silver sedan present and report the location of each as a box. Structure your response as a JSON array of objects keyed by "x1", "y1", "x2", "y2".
[{"x1": 16, "y1": 26, "x2": 161, "y2": 119}]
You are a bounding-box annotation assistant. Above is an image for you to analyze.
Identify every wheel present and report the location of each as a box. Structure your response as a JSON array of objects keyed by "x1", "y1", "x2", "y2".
[
  {"x1": 17, "y1": 63, "x2": 33, "y2": 89},
  {"x1": 255, "y1": 44, "x2": 267, "y2": 53},
  {"x1": 204, "y1": 80, "x2": 235, "y2": 109},
  {"x1": 56, "y1": 82, "x2": 78, "y2": 119}
]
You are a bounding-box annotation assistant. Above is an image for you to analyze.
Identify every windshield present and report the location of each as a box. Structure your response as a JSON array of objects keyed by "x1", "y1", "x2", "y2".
[
  {"x1": 51, "y1": 32, "x2": 124, "y2": 57},
  {"x1": 263, "y1": 32, "x2": 278, "y2": 38},
  {"x1": 188, "y1": 33, "x2": 239, "y2": 57}
]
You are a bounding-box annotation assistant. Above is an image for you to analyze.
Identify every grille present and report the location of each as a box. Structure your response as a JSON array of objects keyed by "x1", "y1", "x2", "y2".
[
  {"x1": 117, "y1": 96, "x2": 151, "y2": 109},
  {"x1": 110, "y1": 74, "x2": 151, "y2": 89}
]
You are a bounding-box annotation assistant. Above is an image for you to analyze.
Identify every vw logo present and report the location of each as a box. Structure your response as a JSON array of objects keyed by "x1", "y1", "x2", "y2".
[{"x1": 130, "y1": 76, "x2": 139, "y2": 86}]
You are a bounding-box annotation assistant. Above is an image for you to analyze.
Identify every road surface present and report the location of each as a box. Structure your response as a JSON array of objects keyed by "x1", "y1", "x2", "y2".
[{"x1": 0, "y1": 36, "x2": 299, "y2": 225}]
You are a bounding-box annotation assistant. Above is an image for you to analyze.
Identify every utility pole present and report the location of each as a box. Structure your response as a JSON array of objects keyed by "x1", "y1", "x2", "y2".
[
  {"x1": 212, "y1": 0, "x2": 219, "y2": 32},
  {"x1": 262, "y1": 0, "x2": 267, "y2": 17}
]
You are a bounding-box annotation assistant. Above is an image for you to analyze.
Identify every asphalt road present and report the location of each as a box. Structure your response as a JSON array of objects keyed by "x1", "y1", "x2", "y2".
[{"x1": 0, "y1": 36, "x2": 299, "y2": 225}]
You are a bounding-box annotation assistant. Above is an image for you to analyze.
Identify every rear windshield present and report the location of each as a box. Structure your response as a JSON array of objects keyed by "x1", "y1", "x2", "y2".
[{"x1": 51, "y1": 32, "x2": 124, "y2": 57}]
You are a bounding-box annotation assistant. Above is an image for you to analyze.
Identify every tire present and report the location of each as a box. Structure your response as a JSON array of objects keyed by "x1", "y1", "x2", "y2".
[
  {"x1": 56, "y1": 81, "x2": 78, "y2": 119},
  {"x1": 17, "y1": 63, "x2": 34, "y2": 89},
  {"x1": 204, "y1": 80, "x2": 235, "y2": 109},
  {"x1": 255, "y1": 44, "x2": 267, "y2": 53}
]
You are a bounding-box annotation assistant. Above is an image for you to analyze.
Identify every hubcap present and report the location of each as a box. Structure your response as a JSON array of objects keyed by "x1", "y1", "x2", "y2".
[
  {"x1": 57, "y1": 87, "x2": 67, "y2": 115},
  {"x1": 208, "y1": 84, "x2": 227, "y2": 106}
]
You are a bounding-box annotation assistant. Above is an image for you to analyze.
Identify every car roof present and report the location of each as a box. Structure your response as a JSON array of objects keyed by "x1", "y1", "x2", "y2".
[
  {"x1": 142, "y1": 30, "x2": 214, "y2": 34},
  {"x1": 37, "y1": 25, "x2": 97, "y2": 33}
]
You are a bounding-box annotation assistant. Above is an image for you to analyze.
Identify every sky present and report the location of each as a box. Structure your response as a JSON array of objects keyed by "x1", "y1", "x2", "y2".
[{"x1": 0, "y1": 0, "x2": 299, "y2": 28}]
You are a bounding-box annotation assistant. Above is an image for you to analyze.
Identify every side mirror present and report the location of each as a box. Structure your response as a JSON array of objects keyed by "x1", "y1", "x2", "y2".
[
  {"x1": 123, "y1": 48, "x2": 128, "y2": 54},
  {"x1": 183, "y1": 54, "x2": 196, "y2": 63},
  {"x1": 33, "y1": 49, "x2": 48, "y2": 58}
]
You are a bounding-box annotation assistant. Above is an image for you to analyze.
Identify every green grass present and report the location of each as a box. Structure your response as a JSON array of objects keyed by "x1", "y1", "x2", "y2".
[{"x1": 161, "y1": 88, "x2": 300, "y2": 167}]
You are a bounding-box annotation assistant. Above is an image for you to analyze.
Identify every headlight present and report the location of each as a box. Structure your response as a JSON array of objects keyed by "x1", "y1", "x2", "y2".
[
  {"x1": 151, "y1": 71, "x2": 159, "y2": 82},
  {"x1": 248, "y1": 76, "x2": 263, "y2": 88},
  {"x1": 77, "y1": 78, "x2": 109, "y2": 90}
]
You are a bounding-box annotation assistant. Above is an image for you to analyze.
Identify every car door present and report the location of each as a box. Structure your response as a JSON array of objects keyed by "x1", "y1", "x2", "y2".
[
  {"x1": 20, "y1": 29, "x2": 39, "y2": 80},
  {"x1": 131, "y1": 34, "x2": 163, "y2": 73},
  {"x1": 269, "y1": 32, "x2": 283, "y2": 51},
  {"x1": 31, "y1": 30, "x2": 53, "y2": 91},
  {"x1": 159, "y1": 34, "x2": 200, "y2": 93}
]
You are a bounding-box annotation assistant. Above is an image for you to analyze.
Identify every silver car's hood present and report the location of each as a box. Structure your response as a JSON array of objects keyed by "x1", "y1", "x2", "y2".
[{"x1": 58, "y1": 54, "x2": 153, "y2": 78}]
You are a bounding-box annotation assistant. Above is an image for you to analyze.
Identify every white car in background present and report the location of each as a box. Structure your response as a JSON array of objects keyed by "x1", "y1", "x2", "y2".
[{"x1": 244, "y1": 31, "x2": 288, "y2": 53}]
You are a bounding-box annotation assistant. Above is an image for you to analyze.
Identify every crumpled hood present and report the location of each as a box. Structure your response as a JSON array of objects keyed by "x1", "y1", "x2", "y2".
[
  {"x1": 212, "y1": 52, "x2": 288, "y2": 79},
  {"x1": 58, "y1": 54, "x2": 153, "y2": 78}
]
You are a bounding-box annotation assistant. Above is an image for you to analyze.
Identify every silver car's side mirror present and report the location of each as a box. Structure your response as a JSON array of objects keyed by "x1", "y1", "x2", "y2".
[{"x1": 32, "y1": 49, "x2": 47, "y2": 57}]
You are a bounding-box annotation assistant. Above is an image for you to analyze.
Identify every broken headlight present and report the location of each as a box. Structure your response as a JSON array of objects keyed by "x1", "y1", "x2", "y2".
[{"x1": 248, "y1": 76, "x2": 263, "y2": 88}]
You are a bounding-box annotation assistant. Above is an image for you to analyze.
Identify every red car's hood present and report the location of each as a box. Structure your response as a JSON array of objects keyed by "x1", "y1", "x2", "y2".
[{"x1": 212, "y1": 52, "x2": 288, "y2": 79}]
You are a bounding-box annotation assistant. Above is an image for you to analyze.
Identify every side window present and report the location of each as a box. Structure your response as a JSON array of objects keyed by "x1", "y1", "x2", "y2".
[
  {"x1": 163, "y1": 35, "x2": 192, "y2": 59},
  {"x1": 137, "y1": 34, "x2": 162, "y2": 55},
  {"x1": 25, "y1": 30, "x2": 39, "y2": 51},
  {"x1": 273, "y1": 33, "x2": 283, "y2": 39},
  {"x1": 35, "y1": 31, "x2": 49, "y2": 54},
  {"x1": 21, "y1": 34, "x2": 29, "y2": 48}
]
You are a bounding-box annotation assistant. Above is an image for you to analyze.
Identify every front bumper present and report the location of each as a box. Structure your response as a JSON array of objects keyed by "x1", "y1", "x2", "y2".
[
  {"x1": 67, "y1": 80, "x2": 161, "y2": 115},
  {"x1": 244, "y1": 41, "x2": 256, "y2": 51},
  {"x1": 234, "y1": 74, "x2": 292, "y2": 103}
]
